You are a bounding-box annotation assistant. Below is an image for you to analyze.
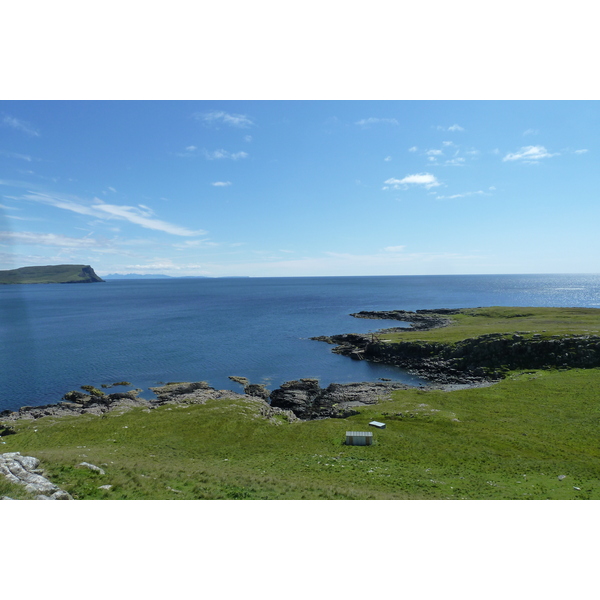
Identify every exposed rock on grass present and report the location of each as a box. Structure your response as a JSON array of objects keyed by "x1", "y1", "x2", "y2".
[
  {"x1": 269, "y1": 379, "x2": 412, "y2": 420},
  {"x1": 0, "y1": 452, "x2": 73, "y2": 499}
]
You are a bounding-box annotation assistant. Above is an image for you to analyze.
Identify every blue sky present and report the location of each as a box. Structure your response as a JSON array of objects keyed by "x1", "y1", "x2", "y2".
[{"x1": 1, "y1": 100, "x2": 598, "y2": 277}]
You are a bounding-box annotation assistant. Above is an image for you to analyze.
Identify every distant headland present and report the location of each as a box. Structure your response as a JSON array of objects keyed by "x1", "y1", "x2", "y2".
[{"x1": 0, "y1": 264, "x2": 104, "y2": 285}]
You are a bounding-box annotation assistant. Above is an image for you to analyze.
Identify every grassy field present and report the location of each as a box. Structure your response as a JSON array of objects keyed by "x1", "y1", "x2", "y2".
[
  {"x1": 3, "y1": 366, "x2": 600, "y2": 500},
  {"x1": 380, "y1": 306, "x2": 600, "y2": 343}
]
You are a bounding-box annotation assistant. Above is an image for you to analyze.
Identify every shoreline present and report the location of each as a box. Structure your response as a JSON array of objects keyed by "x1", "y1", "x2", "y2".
[{"x1": 2, "y1": 377, "x2": 491, "y2": 424}]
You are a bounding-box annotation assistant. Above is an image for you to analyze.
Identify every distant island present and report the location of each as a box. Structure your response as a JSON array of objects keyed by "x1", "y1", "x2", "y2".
[
  {"x1": 0, "y1": 265, "x2": 104, "y2": 285},
  {"x1": 102, "y1": 273, "x2": 249, "y2": 280},
  {"x1": 102, "y1": 273, "x2": 177, "y2": 280}
]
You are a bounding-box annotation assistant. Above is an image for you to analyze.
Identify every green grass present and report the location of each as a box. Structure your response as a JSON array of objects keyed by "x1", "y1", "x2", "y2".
[
  {"x1": 380, "y1": 306, "x2": 600, "y2": 343},
  {"x1": 3, "y1": 367, "x2": 600, "y2": 499}
]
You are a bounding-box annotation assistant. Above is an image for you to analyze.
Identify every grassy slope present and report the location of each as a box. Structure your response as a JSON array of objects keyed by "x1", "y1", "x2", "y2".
[
  {"x1": 3, "y1": 367, "x2": 600, "y2": 500},
  {"x1": 0, "y1": 264, "x2": 101, "y2": 284},
  {"x1": 380, "y1": 306, "x2": 600, "y2": 343}
]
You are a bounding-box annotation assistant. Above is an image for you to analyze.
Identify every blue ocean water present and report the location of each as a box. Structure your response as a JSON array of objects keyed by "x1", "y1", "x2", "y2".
[{"x1": 2, "y1": 273, "x2": 600, "y2": 412}]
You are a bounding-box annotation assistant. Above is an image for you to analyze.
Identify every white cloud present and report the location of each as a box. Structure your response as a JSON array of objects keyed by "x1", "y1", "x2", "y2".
[
  {"x1": 426, "y1": 149, "x2": 443, "y2": 156},
  {"x1": 211, "y1": 181, "x2": 232, "y2": 187},
  {"x1": 384, "y1": 156, "x2": 392, "y2": 162},
  {"x1": 503, "y1": 145, "x2": 558, "y2": 162},
  {"x1": 523, "y1": 129, "x2": 539, "y2": 136},
  {"x1": 108, "y1": 186, "x2": 117, "y2": 193},
  {"x1": 384, "y1": 173, "x2": 441, "y2": 190},
  {"x1": 355, "y1": 118, "x2": 399, "y2": 127},
  {"x1": 574, "y1": 149, "x2": 588, "y2": 154},
  {"x1": 2, "y1": 115, "x2": 40, "y2": 137},
  {"x1": 384, "y1": 245, "x2": 406, "y2": 252},
  {"x1": 0, "y1": 230, "x2": 100, "y2": 248},
  {"x1": 22, "y1": 192, "x2": 206, "y2": 237},
  {"x1": 186, "y1": 146, "x2": 197, "y2": 151},
  {"x1": 202, "y1": 149, "x2": 248, "y2": 160},
  {"x1": 196, "y1": 111, "x2": 254, "y2": 128},
  {"x1": 244, "y1": 135, "x2": 252, "y2": 142},
  {"x1": 408, "y1": 146, "x2": 418, "y2": 152},
  {"x1": 442, "y1": 141, "x2": 454, "y2": 147}
]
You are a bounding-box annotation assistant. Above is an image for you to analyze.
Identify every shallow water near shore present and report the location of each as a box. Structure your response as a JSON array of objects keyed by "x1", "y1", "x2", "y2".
[{"x1": 2, "y1": 273, "x2": 600, "y2": 412}]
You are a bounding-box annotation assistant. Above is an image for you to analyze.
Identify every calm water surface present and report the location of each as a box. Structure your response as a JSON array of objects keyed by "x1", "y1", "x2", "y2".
[{"x1": 2, "y1": 274, "x2": 600, "y2": 411}]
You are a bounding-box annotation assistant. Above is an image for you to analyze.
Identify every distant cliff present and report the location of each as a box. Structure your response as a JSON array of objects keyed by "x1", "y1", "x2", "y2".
[{"x1": 0, "y1": 265, "x2": 105, "y2": 284}]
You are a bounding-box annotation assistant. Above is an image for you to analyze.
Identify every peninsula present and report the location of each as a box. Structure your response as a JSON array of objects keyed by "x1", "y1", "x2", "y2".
[{"x1": 0, "y1": 264, "x2": 104, "y2": 285}]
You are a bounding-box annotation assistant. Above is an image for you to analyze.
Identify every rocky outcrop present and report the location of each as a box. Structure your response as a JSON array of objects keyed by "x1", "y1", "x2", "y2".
[
  {"x1": 228, "y1": 377, "x2": 270, "y2": 399},
  {"x1": 269, "y1": 379, "x2": 412, "y2": 420},
  {"x1": 0, "y1": 452, "x2": 72, "y2": 499},
  {"x1": 349, "y1": 309, "x2": 461, "y2": 330}
]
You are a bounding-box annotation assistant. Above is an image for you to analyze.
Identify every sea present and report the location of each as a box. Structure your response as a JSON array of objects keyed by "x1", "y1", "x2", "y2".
[{"x1": 1, "y1": 273, "x2": 600, "y2": 413}]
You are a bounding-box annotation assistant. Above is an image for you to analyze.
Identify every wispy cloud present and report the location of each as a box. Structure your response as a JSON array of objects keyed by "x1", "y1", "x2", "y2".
[
  {"x1": 574, "y1": 149, "x2": 588, "y2": 154},
  {"x1": 202, "y1": 149, "x2": 248, "y2": 160},
  {"x1": 503, "y1": 145, "x2": 558, "y2": 163},
  {"x1": 211, "y1": 181, "x2": 232, "y2": 187},
  {"x1": 2, "y1": 115, "x2": 40, "y2": 137},
  {"x1": 383, "y1": 245, "x2": 406, "y2": 252},
  {"x1": 383, "y1": 173, "x2": 441, "y2": 190},
  {"x1": 355, "y1": 118, "x2": 399, "y2": 127},
  {"x1": 22, "y1": 192, "x2": 206, "y2": 237},
  {"x1": 434, "y1": 190, "x2": 487, "y2": 200},
  {"x1": 196, "y1": 111, "x2": 254, "y2": 128},
  {"x1": 186, "y1": 146, "x2": 197, "y2": 151},
  {"x1": 0, "y1": 230, "x2": 100, "y2": 248},
  {"x1": 445, "y1": 157, "x2": 465, "y2": 166},
  {"x1": 0, "y1": 150, "x2": 32, "y2": 162},
  {"x1": 523, "y1": 128, "x2": 539, "y2": 136},
  {"x1": 437, "y1": 124, "x2": 464, "y2": 132},
  {"x1": 408, "y1": 146, "x2": 418, "y2": 152},
  {"x1": 384, "y1": 156, "x2": 392, "y2": 162}
]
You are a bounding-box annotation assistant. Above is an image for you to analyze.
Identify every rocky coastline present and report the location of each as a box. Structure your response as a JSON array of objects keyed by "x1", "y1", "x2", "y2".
[
  {"x1": 0, "y1": 377, "x2": 421, "y2": 424},
  {"x1": 311, "y1": 308, "x2": 600, "y2": 385}
]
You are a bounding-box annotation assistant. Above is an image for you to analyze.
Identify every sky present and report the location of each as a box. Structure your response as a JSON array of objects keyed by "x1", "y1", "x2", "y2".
[{"x1": 1, "y1": 100, "x2": 598, "y2": 277}]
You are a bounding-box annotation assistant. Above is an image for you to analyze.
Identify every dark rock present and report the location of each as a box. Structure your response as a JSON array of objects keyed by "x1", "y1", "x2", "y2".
[
  {"x1": 62, "y1": 390, "x2": 89, "y2": 403},
  {"x1": 244, "y1": 384, "x2": 270, "y2": 399}
]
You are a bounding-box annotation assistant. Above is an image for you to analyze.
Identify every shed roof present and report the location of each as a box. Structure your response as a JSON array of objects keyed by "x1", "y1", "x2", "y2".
[
  {"x1": 369, "y1": 421, "x2": 386, "y2": 428},
  {"x1": 345, "y1": 431, "x2": 373, "y2": 437}
]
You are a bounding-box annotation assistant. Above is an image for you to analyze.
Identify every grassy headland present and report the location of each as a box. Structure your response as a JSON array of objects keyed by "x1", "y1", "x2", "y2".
[
  {"x1": 376, "y1": 306, "x2": 600, "y2": 343},
  {"x1": 2, "y1": 306, "x2": 600, "y2": 500},
  {"x1": 0, "y1": 264, "x2": 104, "y2": 284}
]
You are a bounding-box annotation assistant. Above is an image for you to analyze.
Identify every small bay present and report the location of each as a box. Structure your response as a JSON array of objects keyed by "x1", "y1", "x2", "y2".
[{"x1": 2, "y1": 273, "x2": 600, "y2": 412}]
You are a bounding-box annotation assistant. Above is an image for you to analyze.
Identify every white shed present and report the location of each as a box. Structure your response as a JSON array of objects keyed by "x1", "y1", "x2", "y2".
[
  {"x1": 369, "y1": 421, "x2": 386, "y2": 429},
  {"x1": 345, "y1": 431, "x2": 373, "y2": 446}
]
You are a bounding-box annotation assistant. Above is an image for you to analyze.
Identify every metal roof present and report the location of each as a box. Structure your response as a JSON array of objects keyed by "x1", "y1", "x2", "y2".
[
  {"x1": 369, "y1": 421, "x2": 386, "y2": 428},
  {"x1": 345, "y1": 431, "x2": 373, "y2": 437}
]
